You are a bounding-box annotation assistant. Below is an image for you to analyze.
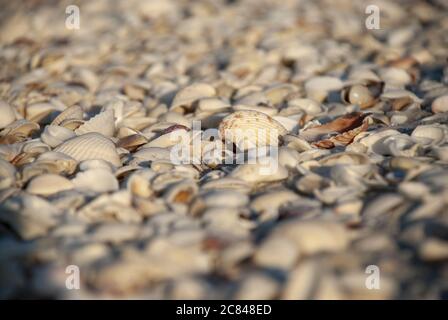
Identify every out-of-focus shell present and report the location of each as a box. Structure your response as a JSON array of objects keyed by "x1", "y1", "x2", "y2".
[
  {"x1": 170, "y1": 83, "x2": 216, "y2": 112},
  {"x1": 55, "y1": 133, "x2": 121, "y2": 167},
  {"x1": 26, "y1": 174, "x2": 74, "y2": 196},
  {"x1": 72, "y1": 169, "x2": 119, "y2": 193},
  {"x1": 0, "y1": 101, "x2": 16, "y2": 129}
]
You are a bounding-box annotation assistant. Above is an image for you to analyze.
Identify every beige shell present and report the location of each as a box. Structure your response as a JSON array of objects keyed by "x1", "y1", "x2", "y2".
[
  {"x1": 219, "y1": 110, "x2": 287, "y2": 150},
  {"x1": 0, "y1": 101, "x2": 16, "y2": 129},
  {"x1": 431, "y1": 95, "x2": 448, "y2": 114},
  {"x1": 305, "y1": 76, "x2": 343, "y2": 102},
  {"x1": 72, "y1": 169, "x2": 119, "y2": 193},
  {"x1": 51, "y1": 105, "x2": 84, "y2": 126},
  {"x1": 0, "y1": 158, "x2": 16, "y2": 190},
  {"x1": 75, "y1": 109, "x2": 115, "y2": 137},
  {"x1": 41, "y1": 125, "x2": 76, "y2": 148},
  {"x1": 26, "y1": 174, "x2": 74, "y2": 196},
  {"x1": 0, "y1": 120, "x2": 40, "y2": 144},
  {"x1": 170, "y1": 83, "x2": 216, "y2": 112},
  {"x1": 411, "y1": 124, "x2": 447, "y2": 146},
  {"x1": 230, "y1": 160, "x2": 288, "y2": 184},
  {"x1": 54, "y1": 133, "x2": 121, "y2": 167}
]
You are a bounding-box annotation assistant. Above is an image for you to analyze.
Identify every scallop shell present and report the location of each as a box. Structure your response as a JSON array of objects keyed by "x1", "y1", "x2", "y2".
[
  {"x1": 0, "y1": 101, "x2": 16, "y2": 129},
  {"x1": 51, "y1": 105, "x2": 84, "y2": 126},
  {"x1": 41, "y1": 125, "x2": 76, "y2": 148},
  {"x1": 219, "y1": 110, "x2": 287, "y2": 150},
  {"x1": 54, "y1": 133, "x2": 121, "y2": 167},
  {"x1": 26, "y1": 174, "x2": 74, "y2": 196},
  {"x1": 75, "y1": 109, "x2": 115, "y2": 137}
]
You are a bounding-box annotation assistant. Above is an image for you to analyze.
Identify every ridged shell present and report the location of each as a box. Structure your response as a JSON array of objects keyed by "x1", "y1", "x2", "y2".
[
  {"x1": 26, "y1": 174, "x2": 74, "y2": 196},
  {"x1": 41, "y1": 125, "x2": 76, "y2": 148},
  {"x1": 51, "y1": 105, "x2": 84, "y2": 126},
  {"x1": 219, "y1": 110, "x2": 288, "y2": 150},
  {"x1": 54, "y1": 133, "x2": 121, "y2": 167},
  {"x1": 75, "y1": 109, "x2": 115, "y2": 137}
]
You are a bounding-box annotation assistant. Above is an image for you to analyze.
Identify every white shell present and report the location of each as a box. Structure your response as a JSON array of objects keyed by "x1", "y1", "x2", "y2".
[
  {"x1": 55, "y1": 133, "x2": 121, "y2": 167},
  {"x1": 230, "y1": 160, "x2": 288, "y2": 184},
  {"x1": 170, "y1": 83, "x2": 216, "y2": 111},
  {"x1": 75, "y1": 109, "x2": 115, "y2": 137},
  {"x1": 411, "y1": 125, "x2": 447, "y2": 146},
  {"x1": 51, "y1": 105, "x2": 84, "y2": 126},
  {"x1": 41, "y1": 125, "x2": 76, "y2": 148},
  {"x1": 72, "y1": 169, "x2": 119, "y2": 193}
]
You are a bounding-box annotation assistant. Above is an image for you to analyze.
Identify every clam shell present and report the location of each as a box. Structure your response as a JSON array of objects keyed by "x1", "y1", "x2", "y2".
[
  {"x1": 41, "y1": 125, "x2": 76, "y2": 148},
  {"x1": 75, "y1": 109, "x2": 115, "y2": 137},
  {"x1": 230, "y1": 160, "x2": 288, "y2": 184},
  {"x1": 0, "y1": 101, "x2": 16, "y2": 129},
  {"x1": 26, "y1": 174, "x2": 74, "y2": 196},
  {"x1": 305, "y1": 76, "x2": 343, "y2": 102},
  {"x1": 219, "y1": 110, "x2": 287, "y2": 150},
  {"x1": 54, "y1": 133, "x2": 121, "y2": 167},
  {"x1": 0, "y1": 158, "x2": 16, "y2": 190}
]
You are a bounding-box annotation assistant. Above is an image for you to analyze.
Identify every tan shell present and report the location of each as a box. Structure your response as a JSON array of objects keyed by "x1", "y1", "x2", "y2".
[
  {"x1": 0, "y1": 120, "x2": 40, "y2": 144},
  {"x1": 54, "y1": 133, "x2": 121, "y2": 167},
  {"x1": 51, "y1": 105, "x2": 84, "y2": 126},
  {"x1": 431, "y1": 95, "x2": 448, "y2": 114},
  {"x1": 75, "y1": 109, "x2": 115, "y2": 137},
  {"x1": 26, "y1": 174, "x2": 74, "y2": 196},
  {"x1": 0, "y1": 158, "x2": 16, "y2": 190},
  {"x1": 0, "y1": 101, "x2": 16, "y2": 129},
  {"x1": 170, "y1": 83, "x2": 216, "y2": 112},
  {"x1": 219, "y1": 110, "x2": 288, "y2": 150}
]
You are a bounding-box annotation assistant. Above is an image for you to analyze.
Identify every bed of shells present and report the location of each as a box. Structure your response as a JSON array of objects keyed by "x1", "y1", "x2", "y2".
[{"x1": 1, "y1": 0, "x2": 448, "y2": 299}]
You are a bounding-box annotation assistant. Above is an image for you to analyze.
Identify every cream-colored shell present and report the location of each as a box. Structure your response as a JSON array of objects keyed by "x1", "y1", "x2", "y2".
[
  {"x1": 27, "y1": 174, "x2": 74, "y2": 196},
  {"x1": 219, "y1": 110, "x2": 287, "y2": 150},
  {"x1": 55, "y1": 133, "x2": 121, "y2": 167}
]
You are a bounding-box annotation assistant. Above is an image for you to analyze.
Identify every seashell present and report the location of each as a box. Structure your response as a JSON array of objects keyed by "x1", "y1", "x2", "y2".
[
  {"x1": 278, "y1": 147, "x2": 300, "y2": 169},
  {"x1": 233, "y1": 104, "x2": 278, "y2": 116},
  {"x1": 300, "y1": 112, "x2": 370, "y2": 148},
  {"x1": 379, "y1": 67, "x2": 412, "y2": 87},
  {"x1": 37, "y1": 151, "x2": 77, "y2": 173},
  {"x1": 55, "y1": 133, "x2": 121, "y2": 167},
  {"x1": 230, "y1": 160, "x2": 288, "y2": 184},
  {"x1": 219, "y1": 110, "x2": 287, "y2": 150},
  {"x1": 0, "y1": 120, "x2": 40, "y2": 144},
  {"x1": 144, "y1": 126, "x2": 190, "y2": 149},
  {"x1": 305, "y1": 76, "x2": 344, "y2": 102},
  {"x1": 0, "y1": 194, "x2": 60, "y2": 240},
  {"x1": 72, "y1": 169, "x2": 119, "y2": 193},
  {"x1": 26, "y1": 174, "x2": 74, "y2": 196},
  {"x1": 79, "y1": 159, "x2": 114, "y2": 172},
  {"x1": 41, "y1": 125, "x2": 76, "y2": 148},
  {"x1": 51, "y1": 105, "x2": 84, "y2": 126},
  {"x1": 170, "y1": 83, "x2": 216, "y2": 112},
  {"x1": 59, "y1": 119, "x2": 84, "y2": 130},
  {"x1": 26, "y1": 102, "x2": 64, "y2": 124},
  {"x1": 411, "y1": 125, "x2": 447, "y2": 146},
  {"x1": 250, "y1": 189, "x2": 300, "y2": 214},
  {"x1": 126, "y1": 169, "x2": 155, "y2": 198},
  {"x1": 381, "y1": 134, "x2": 420, "y2": 156},
  {"x1": 284, "y1": 98, "x2": 322, "y2": 116},
  {"x1": 159, "y1": 112, "x2": 192, "y2": 129},
  {"x1": 272, "y1": 116, "x2": 298, "y2": 133},
  {"x1": 132, "y1": 147, "x2": 172, "y2": 165},
  {"x1": 202, "y1": 190, "x2": 249, "y2": 208},
  {"x1": 117, "y1": 134, "x2": 148, "y2": 152},
  {"x1": 431, "y1": 95, "x2": 448, "y2": 114},
  {"x1": 196, "y1": 98, "x2": 230, "y2": 113},
  {"x1": 201, "y1": 177, "x2": 251, "y2": 193},
  {"x1": 75, "y1": 109, "x2": 115, "y2": 137},
  {"x1": 164, "y1": 180, "x2": 198, "y2": 205},
  {"x1": 0, "y1": 101, "x2": 16, "y2": 129},
  {"x1": 340, "y1": 81, "x2": 383, "y2": 109},
  {"x1": 0, "y1": 158, "x2": 16, "y2": 190}
]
